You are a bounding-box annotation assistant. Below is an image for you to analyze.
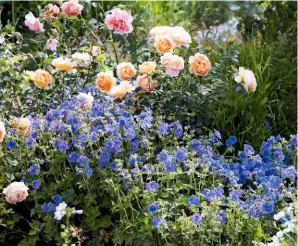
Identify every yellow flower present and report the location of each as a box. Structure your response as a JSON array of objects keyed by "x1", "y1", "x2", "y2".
[{"x1": 139, "y1": 61, "x2": 156, "y2": 74}]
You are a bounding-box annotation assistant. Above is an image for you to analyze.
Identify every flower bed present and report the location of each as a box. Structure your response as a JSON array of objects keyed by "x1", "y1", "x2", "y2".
[{"x1": 0, "y1": 1, "x2": 297, "y2": 246}]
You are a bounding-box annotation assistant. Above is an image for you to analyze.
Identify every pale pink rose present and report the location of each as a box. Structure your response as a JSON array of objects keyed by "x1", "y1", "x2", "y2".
[
  {"x1": 105, "y1": 8, "x2": 133, "y2": 35},
  {"x1": 24, "y1": 12, "x2": 45, "y2": 33},
  {"x1": 234, "y1": 67, "x2": 257, "y2": 93},
  {"x1": 149, "y1": 26, "x2": 171, "y2": 43},
  {"x1": 47, "y1": 39, "x2": 58, "y2": 52},
  {"x1": 3, "y1": 182, "x2": 29, "y2": 204},
  {"x1": 171, "y1": 26, "x2": 191, "y2": 47},
  {"x1": 0, "y1": 121, "x2": 5, "y2": 142},
  {"x1": 62, "y1": 0, "x2": 84, "y2": 17},
  {"x1": 149, "y1": 26, "x2": 191, "y2": 47},
  {"x1": 44, "y1": 4, "x2": 60, "y2": 20},
  {"x1": 109, "y1": 80, "x2": 135, "y2": 99},
  {"x1": 160, "y1": 53, "x2": 184, "y2": 77}
]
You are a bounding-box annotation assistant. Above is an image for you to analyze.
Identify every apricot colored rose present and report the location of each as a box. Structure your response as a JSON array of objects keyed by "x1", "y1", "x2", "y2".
[
  {"x1": 52, "y1": 57, "x2": 77, "y2": 72},
  {"x1": 154, "y1": 36, "x2": 176, "y2": 53},
  {"x1": 139, "y1": 61, "x2": 156, "y2": 75},
  {"x1": 96, "y1": 71, "x2": 116, "y2": 92},
  {"x1": 189, "y1": 53, "x2": 211, "y2": 77},
  {"x1": 109, "y1": 80, "x2": 135, "y2": 99},
  {"x1": 3, "y1": 182, "x2": 29, "y2": 204},
  {"x1": 137, "y1": 74, "x2": 157, "y2": 92},
  {"x1": 16, "y1": 118, "x2": 30, "y2": 136},
  {"x1": 33, "y1": 69, "x2": 53, "y2": 89},
  {"x1": 116, "y1": 63, "x2": 136, "y2": 80}
]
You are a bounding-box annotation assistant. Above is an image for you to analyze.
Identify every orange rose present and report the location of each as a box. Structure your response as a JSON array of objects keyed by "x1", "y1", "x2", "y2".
[
  {"x1": 137, "y1": 74, "x2": 157, "y2": 92},
  {"x1": 16, "y1": 118, "x2": 30, "y2": 136},
  {"x1": 32, "y1": 69, "x2": 53, "y2": 88},
  {"x1": 116, "y1": 62, "x2": 136, "y2": 80},
  {"x1": 189, "y1": 53, "x2": 211, "y2": 77},
  {"x1": 139, "y1": 61, "x2": 156, "y2": 74},
  {"x1": 96, "y1": 71, "x2": 116, "y2": 92},
  {"x1": 154, "y1": 36, "x2": 176, "y2": 53},
  {"x1": 109, "y1": 80, "x2": 135, "y2": 99},
  {"x1": 52, "y1": 57, "x2": 77, "y2": 72}
]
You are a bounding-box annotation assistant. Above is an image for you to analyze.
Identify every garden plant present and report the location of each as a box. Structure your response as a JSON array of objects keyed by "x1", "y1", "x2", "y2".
[{"x1": 0, "y1": 1, "x2": 297, "y2": 246}]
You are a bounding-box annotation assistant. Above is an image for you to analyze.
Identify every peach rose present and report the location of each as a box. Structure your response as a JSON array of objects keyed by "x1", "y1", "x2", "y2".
[
  {"x1": 109, "y1": 80, "x2": 135, "y2": 99},
  {"x1": 0, "y1": 121, "x2": 6, "y2": 143},
  {"x1": 96, "y1": 71, "x2": 116, "y2": 92},
  {"x1": 160, "y1": 53, "x2": 184, "y2": 77},
  {"x1": 77, "y1": 92, "x2": 94, "y2": 110},
  {"x1": 154, "y1": 36, "x2": 176, "y2": 53},
  {"x1": 16, "y1": 118, "x2": 30, "y2": 136},
  {"x1": 3, "y1": 182, "x2": 29, "y2": 204},
  {"x1": 149, "y1": 26, "x2": 171, "y2": 43},
  {"x1": 62, "y1": 0, "x2": 84, "y2": 17},
  {"x1": 105, "y1": 8, "x2": 133, "y2": 35},
  {"x1": 32, "y1": 69, "x2": 53, "y2": 89},
  {"x1": 137, "y1": 74, "x2": 157, "y2": 92},
  {"x1": 44, "y1": 4, "x2": 60, "y2": 20},
  {"x1": 189, "y1": 53, "x2": 211, "y2": 77},
  {"x1": 52, "y1": 57, "x2": 77, "y2": 72},
  {"x1": 71, "y1": 52, "x2": 92, "y2": 67},
  {"x1": 10, "y1": 119, "x2": 18, "y2": 128},
  {"x1": 234, "y1": 67, "x2": 257, "y2": 93},
  {"x1": 116, "y1": 62, "x2": 136, "y2": 80},
  {"x1": 139, "y1": 61, "x2": 156, "y2": 74}
]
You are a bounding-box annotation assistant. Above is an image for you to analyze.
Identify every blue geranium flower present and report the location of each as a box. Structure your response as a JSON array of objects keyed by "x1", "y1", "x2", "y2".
[
  {"x1": 25, "y1": 136, "x2": 35, "y2": 148},
  {"x1": 226, "y1": 136, "x2": 237, "y2": 146},
  {"x1": 98, "y1": 151, "x2": 110, "y2": 168},
  {"x1": 216, "y1": 211, "x2": 227, "y2": 224},
  {"x1": 163, "y1": 160, "x2": 176, "y2": 172},
  {"x1": 6, "y1": 140, "x2": 17, "y2": 150},
  {"x1": 158, "y1": 122, "x2": 170, "y2": 136},
  {"x1": 67, "y1": 152, "x2": 80, "y2": 163},
  {"x1": 54, "y1": 139, "x2": 69, "y2": 153},
  {"x1": 28, "y1": 164, "x2": 39, "y2": 176},
  {"x1": 84, "y1": 165, "x2": 93, "y2": 176},
  {"x1": 125, "y1": 128, "x2": 136, "y2": 141},
  {"x1": 152, "y1": 217, "x2": 166, "y2": 228},
  {"x1": 262, "y1": 200, "x2": 275, "y2": 215},
  {"x1": 191, "y1": 213, "x2": 202, "y2": 225},
  {"x1": 41, "y1": 202, "x2": 56, "y2": 213},
  {"x1": 188, "y1": 195, "x2": 200, "y2": 206},
  {"x1": 31, "y1": 179, "x2": 41, "y2": 190},
  {"x1": 175, "y1": 147, "x2": 188, "y2": 162},
  {"x1": 148, "y1": 202, "x2": 159, "y2": 213},
  {"x1": 52, "y1": 194, "x2": 63, "y2": 204},
  {"x1": 157, "y1": 151, "x2": 169, "y2": 163},
  {"x1": 146, "y1": 181, "x2": 159, "y2": 192}
]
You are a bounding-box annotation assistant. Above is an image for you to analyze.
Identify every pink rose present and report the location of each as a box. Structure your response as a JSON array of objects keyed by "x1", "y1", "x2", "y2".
[
  {"x1": 47, "y1": 39, "x2": 58, "y2": 52},
  {"x1": 24, "y1": 12, "x2": 44, "y2": 33},
  {"x1": 0, "y1": 121, "x2": 5, "y2": 142},
  {"x1": 44, "y1": 4, "x2": 60, "y2": 20},
  {"x1": 105, "y1": 8, "x2": 133, "y2": 35},
  {"x1": 160, "y1": 53, "x2": 184, "y2": 77},
  {"x1": 62, "y1": 0, "x2": 84, "y2": 17},
  {"x1": 3, "y1": 182, "x2": 29, "y2": 204}
]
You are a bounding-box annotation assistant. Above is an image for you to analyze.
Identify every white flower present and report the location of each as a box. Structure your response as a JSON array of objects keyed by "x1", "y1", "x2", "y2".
[
  {"x1": 71, "y1": 52, "x2": 92, "y2": 66},
  {"x1": 274, "y1": 211, "x2": 285, "y2": 221},
  {"x1": 73, "y1": 209, "x2": 83, "y2": 215},
  {"x1": 234, "y1": 67, "x2": 257, "y2": 93},
  {"x1": 77, "y1": 92, "x2": 94, "y2": 110},
  {"x1": 54, "y1": 202, "x2": 67, "y2": 220},
  {"x1": 276, "y1": 231, "x2": 284, "y2": 239}
]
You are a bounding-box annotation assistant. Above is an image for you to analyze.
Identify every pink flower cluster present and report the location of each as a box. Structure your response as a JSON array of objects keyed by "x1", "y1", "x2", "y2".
[
  {"x1": 25, "y1": 1, "x2": 84, "y2": 33},
  {"x1": 24, "y1": 12, "x2": 45, "y2": 33},
  {"x1": 105, "y1": 8, "x2": 133, "y2": 35}
]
